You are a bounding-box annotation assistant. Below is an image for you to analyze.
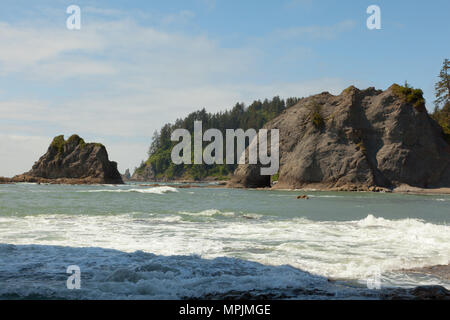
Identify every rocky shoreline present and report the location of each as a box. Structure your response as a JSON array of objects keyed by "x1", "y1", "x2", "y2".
[
  {"x1": 3, "y1": 177, "x2": 450, "y2": 195},
  {"x1": 189, "y1": 284, "x2": 450, "y2": 300},
  {"x1": 402, "y1": 264, "x2": 450, "y2": 281},
  {"x1": 0, "y1": 176, "x2": 122, "y2": 185}
]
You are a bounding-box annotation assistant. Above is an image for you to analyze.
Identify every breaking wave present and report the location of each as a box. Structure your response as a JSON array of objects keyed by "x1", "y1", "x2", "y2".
[
  {"x1": 0, "y1": 244, "x2": 376, "y2": 300},
  {"x1": 82, "y1": 186, "x2": 179, "y2": 195}
]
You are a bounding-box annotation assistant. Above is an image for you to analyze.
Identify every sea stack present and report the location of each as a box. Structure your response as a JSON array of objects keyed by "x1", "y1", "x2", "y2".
[
  {"x1": 12, "y1": 134, "x2": 124, "y2": 184},
  {"x1": 230, "y1": 84, "x2": 450, "y2": 191}
]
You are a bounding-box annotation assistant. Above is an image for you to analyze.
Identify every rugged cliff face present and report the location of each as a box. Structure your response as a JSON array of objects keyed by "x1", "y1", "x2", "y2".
[
  {"x1": 130, "y1": 165, "x2": 156, "y2": 182},
  {"x1": 230, "y1": 85, "x2": 450, "y2": 190},
  {"x1": 122, "y1": 169, "x2": 131, "y2": 181},
  {"x1": 12, "y1": 135, "x2": 124, "y2": 184}
]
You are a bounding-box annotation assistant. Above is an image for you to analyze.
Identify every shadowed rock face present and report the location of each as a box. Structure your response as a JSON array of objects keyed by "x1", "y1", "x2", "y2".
[
  {"x1": 130, "y1": 165, "x2": 156, "y2": 182},
  {"x1": 13, "y1": 135, "x2": 123, "y2": 184},
  {"x1": 230, "y1": 85, "x2": 450, "y2": 190},
  {"x1": 122, "y1": 169, "x2": 131, "y2": 181}
]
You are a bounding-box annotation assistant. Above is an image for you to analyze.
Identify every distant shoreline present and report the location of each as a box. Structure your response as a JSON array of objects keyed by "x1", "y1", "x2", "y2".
[{"x1": 2, "y1": 177, "x2": 450, "y2": 195}]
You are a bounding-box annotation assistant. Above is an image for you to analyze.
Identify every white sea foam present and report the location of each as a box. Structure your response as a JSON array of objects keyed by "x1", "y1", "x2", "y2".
[
  {"x1": 1, "y1": 244, "x2": 377, "y2": 299},
  {"x1": 178, "y1": 209, "x2": 235, "y2": 217},
  {"x1": 83, "y1": 186, "x2": 179, "y2": 195},
  {"x1": 1, "y1": 212, "x2": 449, "y2": 290},
  {"x1": 307, "y1": 195, "x2": 342, "y2": 198}
]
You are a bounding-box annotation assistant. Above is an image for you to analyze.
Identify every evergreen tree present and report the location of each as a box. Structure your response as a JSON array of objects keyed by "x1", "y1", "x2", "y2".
[
  {"x1": 432, "y1": 59, "x2": 450, "y2": 143},
  {"x1": 138, "y1": 96, "x2": 301, "y2": 180},
  {"x1": 435, "y1": 58, "x2": 450, "y2": 108}
]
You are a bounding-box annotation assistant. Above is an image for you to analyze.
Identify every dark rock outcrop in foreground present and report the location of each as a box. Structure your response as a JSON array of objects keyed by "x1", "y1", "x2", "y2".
[
  {"x1": 11, "y1": 134, "x2": 123, "y2": 184},
  {"x1": 230, "y1": 84, "x2": 450, "y2": 190}
]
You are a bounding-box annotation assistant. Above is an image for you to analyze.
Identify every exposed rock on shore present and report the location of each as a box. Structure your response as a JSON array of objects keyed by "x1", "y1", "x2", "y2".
[
  {"x1": 230, "y1": 85, "x2": 450, "y2": 190},
  {"x1": 0, "y1": 177, "x2": 13, "y2": 184},
  {"x1": 402, "y1": 264, "x2": 450, "y2": 281},
  {"x1": 11, "y1": 135, "x2": 123, "y2": 184}
]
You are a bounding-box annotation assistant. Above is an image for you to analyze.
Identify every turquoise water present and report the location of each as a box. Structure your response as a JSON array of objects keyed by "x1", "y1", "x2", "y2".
[{"x1": 0, "y1": 183, "x2": 449, "y2": 299}]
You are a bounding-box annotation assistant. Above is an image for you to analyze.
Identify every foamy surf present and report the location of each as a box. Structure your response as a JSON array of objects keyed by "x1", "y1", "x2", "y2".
[
  {"x1": 82, "y1": 186, "x2": 179, "y2": 194},
  {"x1": 1, "y1": 184, "x2": 450, "y2": 299},
  {"x1": 0, "y1": 244, "x2": 377, "y2": 300},
  {"x1": 178, "y1": 209, "x2": 236, "y2": 217}
]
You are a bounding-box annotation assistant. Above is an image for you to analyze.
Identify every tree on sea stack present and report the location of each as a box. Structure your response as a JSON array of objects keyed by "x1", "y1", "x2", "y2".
[
  {"x1": 435, "y1": 59, "x2": 450, "y2": 108},
  {"x1": 11, "y1": 134, "x2": 124, "y2": 184},
  {"x1": 432, "y1": 59, "x2": 450, "y2": 143}
]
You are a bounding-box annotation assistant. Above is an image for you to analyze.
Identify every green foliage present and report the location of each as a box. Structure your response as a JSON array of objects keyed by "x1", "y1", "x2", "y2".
[
  {"x1": 286, "y1": 97, "x2": 301, "y2": 108},
  {"x1": 50, "y1": 135, "x2": 66, "y2": 154},
  {"x1": 342, "y1": 85, "x2": 357, "y2": 94},
  {"x1": 432, "y1": 102, "x2": 450, "y2": 144},
  {"x1": 271, "y1": 173, "x2": 279, "y2": 183},
  {"x1": 434, "y1": 59, "x2": 450, "y2": 109},
  {"x1": 310, "y1": 102, "x2": 325, "y2": 129},
  {"x1": 312, "y1": 112, "x2": 325, "y2": 129},
  {"x1": 140, "y1": 96, "x2": 300, "y2": 180},
  {"x1": 50, "y1": 134, "x2": 94, "y2": 155},
  {"x1": 67, "y1": 134, "x2": 86, "y2": 149},
  {"x1": 391, "y1": 83, "x2": 426, "y2": 112},
  {"x1": 432, "y1": 59, "x2": 450, "y2": 144}
]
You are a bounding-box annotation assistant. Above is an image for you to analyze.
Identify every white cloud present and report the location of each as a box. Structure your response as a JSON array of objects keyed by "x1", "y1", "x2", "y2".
[
  {"x1": 274, "y1": 20, "x2": 356, "y2": 40},
  {"x1": 0, "y1": 134, "x2": 51, "y2": 177},
  {"x1": 0, "y1": 22, "x2": 104, "y2": 75},
  {"x1": 0, "y1": 13, "x2": 360, "y2": 176}
]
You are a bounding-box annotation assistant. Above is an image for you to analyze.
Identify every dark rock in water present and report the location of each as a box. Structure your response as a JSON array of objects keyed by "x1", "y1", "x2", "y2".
[
  {"x1": 230, "y1": 85, "x2": 450, "y2": 190},
  {"x1": 12, "y1": 134, "x2": 123, "y2": 184},
  {"x1": 122, "y1": 168, "x2": 131, "y2": 181},
  {"x1": 232, "y1": 165, "x2": 271, "y2": 188},
  {"x1": 410, "y1": 285, "x2": 450, "y2": 300},
  {"x1": 297, "y1": 195, "x2": 310, "y2": 199}
]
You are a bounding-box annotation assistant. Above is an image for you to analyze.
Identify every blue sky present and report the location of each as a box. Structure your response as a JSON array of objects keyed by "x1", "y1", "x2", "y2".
[{"x1": 0, "y1": 0, "x2": 449, "y2": 176}]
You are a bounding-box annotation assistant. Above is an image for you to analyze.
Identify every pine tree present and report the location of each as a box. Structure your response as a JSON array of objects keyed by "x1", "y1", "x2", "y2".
[
  {"x1": 434, "y1": 59, "x2": 450, "y2": 108},
  {"x1": 432, "y1": 59, "x2": 450, "y2": 143}
]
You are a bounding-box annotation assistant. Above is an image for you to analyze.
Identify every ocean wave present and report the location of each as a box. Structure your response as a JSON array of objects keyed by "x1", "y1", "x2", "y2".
[
  {"x1": 81, "y1": 186, "x2": 179, "y2": 195},
  {"x1": 307, "y1": 195, "x2": 343, "y2": 198},
  {"x1": 0, "y1": 244, "x2": 374, "y2": 300},
  {"x1": 1, "y1": 212, "x2": 449, "y2": 290},
  {"x1": 178, "y1": 209, "x2": 235, "y2": 217}
]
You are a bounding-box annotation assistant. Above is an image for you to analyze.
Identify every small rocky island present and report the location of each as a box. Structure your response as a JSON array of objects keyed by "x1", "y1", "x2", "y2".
[
  {"x1": 8, "y1": 135, "x2": 123, "y2": 185},
  {"x1": 231, "y1": 84, "x2": 450, "y2": 191}
]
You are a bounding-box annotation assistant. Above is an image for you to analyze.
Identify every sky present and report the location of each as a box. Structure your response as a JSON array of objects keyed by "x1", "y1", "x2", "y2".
[{"x1": 0, "y1": 0, "x2": 449, "y2": 177}]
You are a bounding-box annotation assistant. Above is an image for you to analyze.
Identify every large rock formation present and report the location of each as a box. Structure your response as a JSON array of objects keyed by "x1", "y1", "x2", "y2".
[
  {"x1": 12, "y1": 135, "x2": 123, "y2": 184},
  {"x1": 130, "y1": 165, "x2": 156, "y2": 181},
  {"x1": 230, "y1": 84, "x2": 450, "y2": 190},
  {"x1": 121, "y1": 169, "x2": 131, "y2": 181}
]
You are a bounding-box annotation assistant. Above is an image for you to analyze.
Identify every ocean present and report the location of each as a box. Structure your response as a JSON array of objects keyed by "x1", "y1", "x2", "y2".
[{"x1": 0, "y1": 182, "x2": 449, "y2": 299}]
